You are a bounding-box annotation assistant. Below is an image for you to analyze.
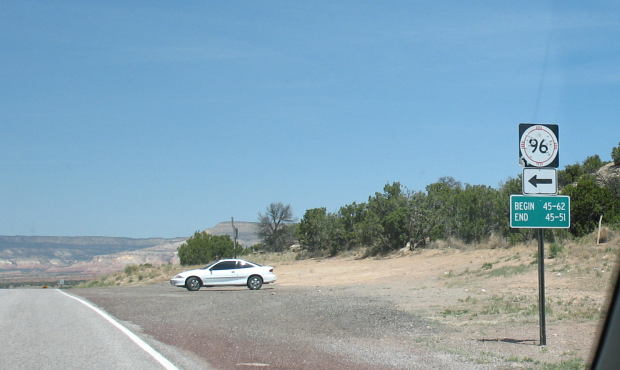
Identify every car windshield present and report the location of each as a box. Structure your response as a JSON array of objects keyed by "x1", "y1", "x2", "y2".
[{"x1": 202, "y1": 262, "x2": 218, "y2": 270}]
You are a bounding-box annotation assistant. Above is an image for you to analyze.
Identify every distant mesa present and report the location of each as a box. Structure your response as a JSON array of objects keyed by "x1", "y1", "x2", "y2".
[
  {"x1": 204, "y1": 221, "x2": 261, "y2": 247},
  {"x1": 0, "y1": 221, "x2": 260, "y2": 283}
]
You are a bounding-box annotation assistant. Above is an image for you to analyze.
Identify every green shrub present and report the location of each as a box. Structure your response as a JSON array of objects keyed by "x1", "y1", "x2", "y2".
[
  {"x1": 549, "y1": 243, "x2": 563, "y2": 259},
  {"x1": 562, "y1": 176, "x2": 620, "y2": 237},
  {"x1": 612, "y1": 142, "x2": 620, "y2": 166},
  {"x1": 542, "y1": 358, "x2": 585, "y2": 370},
  {"x1": 178, "y1": 231, "x2": 238, "y2": 265},
  {"x1": 487, "y1": 264, "x2": 529, "y2": 277},
  {"x1": 124, "y1": 265, "x2": 139, "y2": 275},
  {"x1": 582, "y1": 154, "x2": 604, "y2": 174}
]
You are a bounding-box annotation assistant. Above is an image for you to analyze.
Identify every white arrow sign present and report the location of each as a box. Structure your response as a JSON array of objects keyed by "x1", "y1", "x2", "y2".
[{"x1": 522, "y1": 168, "x2": 557, "y2": 195}]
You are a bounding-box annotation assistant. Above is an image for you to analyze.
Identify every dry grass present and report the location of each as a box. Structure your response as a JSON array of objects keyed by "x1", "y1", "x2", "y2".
[
  {"x1": 438, "y1": 230, "x2": 619, "y2": 320},
  {"x1": 441, "y1": 293, "x2": 605, "y2": 323},
  {"x1": 245, "y1": 251, "x2": 298, "y2": 266},
  {"x1": 76, "y1": 263, "x2": 186, "y2": 287},
  {"x1": 75, "y1": 252, "x2": 300, "y2": 288}
]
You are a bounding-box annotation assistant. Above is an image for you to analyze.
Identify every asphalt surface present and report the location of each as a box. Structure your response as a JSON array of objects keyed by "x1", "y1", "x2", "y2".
[
  {"x1": 0, "y1": 289, "x2": 181, "y2": 370},
  {"x1": 73, "y1": 283, "x2": 487, "y2": 369}
]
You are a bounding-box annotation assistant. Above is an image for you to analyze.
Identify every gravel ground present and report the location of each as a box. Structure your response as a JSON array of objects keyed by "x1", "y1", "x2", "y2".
[{"x1": 74, "y1": 283, "x2": 493, "y2": 370}]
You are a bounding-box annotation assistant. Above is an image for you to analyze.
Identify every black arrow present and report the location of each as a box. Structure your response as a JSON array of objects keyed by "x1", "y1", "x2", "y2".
[{"x1": 529, "y1": 175, "x2": 553, "y2": 188}]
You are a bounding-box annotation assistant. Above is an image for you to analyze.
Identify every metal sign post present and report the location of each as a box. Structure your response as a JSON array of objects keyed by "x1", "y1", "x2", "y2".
[{"x1": 537, "y1": 229, "x2": 546, "y2": 345}]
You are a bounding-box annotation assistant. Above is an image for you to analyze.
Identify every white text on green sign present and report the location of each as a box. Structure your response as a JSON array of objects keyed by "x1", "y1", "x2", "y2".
[{"x1": 510, "y1": 195, "x2": 570, "y2": 229}]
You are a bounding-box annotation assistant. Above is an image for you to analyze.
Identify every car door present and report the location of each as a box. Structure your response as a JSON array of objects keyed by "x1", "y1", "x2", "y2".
[
  {"x1": 233, "y1": 260, "x2": 254, "y2": 284},
  {"x1": 206, "y1": 261, "x2": 238, "y2": 285}
]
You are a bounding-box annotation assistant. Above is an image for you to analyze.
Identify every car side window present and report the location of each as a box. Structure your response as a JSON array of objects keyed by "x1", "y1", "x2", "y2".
[
  {"x1": 236, "y1": 261, "x2": 253, "y2": 269},
  {"x1": 211, "y1": 261, "x2": 237, "y2": 270}
]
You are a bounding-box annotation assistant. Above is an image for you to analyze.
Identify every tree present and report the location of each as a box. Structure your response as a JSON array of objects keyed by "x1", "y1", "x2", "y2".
[
  {"x1": 296, "y1": 207, "x2": 345, "y2": 255},
  {"x1": 405, "y1": 191, "x2": 436, "y2": 249},
  {"x1": 337, "y1": 202, "x2": 368, "y2": 250},
  {"x1": 451, "y1": 184, "x2": 502, "y2": 243},
  {"x1": 425, "y1": 177, "x2": 462, "y2": 240},
  {"x1": 612, "y1": 142, "x2": 620, "y2": 166},
  {"x1": 365, "y1": 182, "x2": 410, "y2": 255},
  {"x1": 258, "y1": 202, "x2": 294, "y2": 252},
  {"x1": 559, "y1": 155, "x2": 606, "y2": 188},
  {"x1": 297, "y1": 208, "x2": 328, "y2": 253},
  {"x1": 602, "y1": 175, "x2": 620, "y2": 200},
  {"x1": 177, "y1": 232, "x2": 237, "y2": 265},
  {"x1": 562, "y1": 176, "x2": 620, "y2": 237},
  {"x1": 558, "y1": 163, "x2": 583, "y2": 188},
  {"x1": 582, "y1": 154, "x2": 604, "y2": 174}
]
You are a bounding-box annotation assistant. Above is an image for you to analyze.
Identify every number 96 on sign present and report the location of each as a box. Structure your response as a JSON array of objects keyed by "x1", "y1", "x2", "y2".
[{"x1": 510, "y1": 195, "x2": 570, "y2": 229}]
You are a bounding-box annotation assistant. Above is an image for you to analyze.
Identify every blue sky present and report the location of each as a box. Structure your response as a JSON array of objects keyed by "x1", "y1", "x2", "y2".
[{"x1": 1, "y1": 1, "x2": 619, "y2": 237}]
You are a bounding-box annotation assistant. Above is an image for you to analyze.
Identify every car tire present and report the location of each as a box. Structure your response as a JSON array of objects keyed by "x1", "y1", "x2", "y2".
[
  {"x1": 186, "y1": 277, "x2": 201, "y2": 291},
  {"x1": 247, "y1": 275, "x2": 263, "y2": 290}
]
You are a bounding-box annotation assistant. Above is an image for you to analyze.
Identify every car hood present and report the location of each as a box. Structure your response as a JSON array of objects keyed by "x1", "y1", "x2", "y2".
[{"x1": 176, "y1": 268, "x2": 204, "y2": 277}]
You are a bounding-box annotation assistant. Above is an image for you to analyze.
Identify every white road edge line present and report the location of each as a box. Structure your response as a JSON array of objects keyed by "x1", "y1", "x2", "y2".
[{"x1": 56, "y1": 289, "x2": 179, "y2": 370}]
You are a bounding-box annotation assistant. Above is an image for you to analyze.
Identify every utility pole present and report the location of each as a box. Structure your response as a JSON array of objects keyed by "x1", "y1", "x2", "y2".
[{"x1": 231, "y1": 217, "x2": 239, "y2": 258}]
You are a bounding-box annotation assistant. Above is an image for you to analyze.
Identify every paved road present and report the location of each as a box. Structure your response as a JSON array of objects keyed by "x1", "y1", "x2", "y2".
[{"x1": 0, "y1": 289, "x2": 182, "y2": 370}]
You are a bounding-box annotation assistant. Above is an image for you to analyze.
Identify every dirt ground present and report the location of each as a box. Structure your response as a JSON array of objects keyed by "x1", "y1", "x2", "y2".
[
  {"x1": 77, "y1": 231, "x2": 619, "y2": 368},
  {"x1": 265, "y1": 234, "x2": 620, "y2": 368}
]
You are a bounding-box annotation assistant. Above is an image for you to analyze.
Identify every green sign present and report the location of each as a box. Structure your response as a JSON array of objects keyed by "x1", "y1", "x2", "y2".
[{"x1": 510, "y1": 195, "x2": 570, "y2": 229}]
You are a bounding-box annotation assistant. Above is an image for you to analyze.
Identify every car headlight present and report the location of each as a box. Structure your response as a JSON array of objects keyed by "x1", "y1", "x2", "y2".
[{"x1": 173, "y1": 274, "x2": 183, "y2": 279}]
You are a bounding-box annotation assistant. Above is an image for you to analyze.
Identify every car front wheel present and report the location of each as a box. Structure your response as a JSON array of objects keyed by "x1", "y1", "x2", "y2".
[
  {"x1": 247, "y1": 275, "x2": 263, "y2": 290},
  {"x1": 186, "y1": 277, "x2": 201, "y2": 291}
]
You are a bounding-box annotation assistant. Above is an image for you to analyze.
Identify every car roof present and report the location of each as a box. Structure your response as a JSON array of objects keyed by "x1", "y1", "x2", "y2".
[
  {"x1": 215, "y1": 258, "x2": 255, "y2": 264},
  {"x1": 213, "y1": 259, "x2": 262, "y2": 266}
]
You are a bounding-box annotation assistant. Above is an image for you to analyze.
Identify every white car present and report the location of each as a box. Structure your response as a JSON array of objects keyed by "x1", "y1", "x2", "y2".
[{"x1": 170, "y1": 259, "x2": 276, "y2": 291}]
